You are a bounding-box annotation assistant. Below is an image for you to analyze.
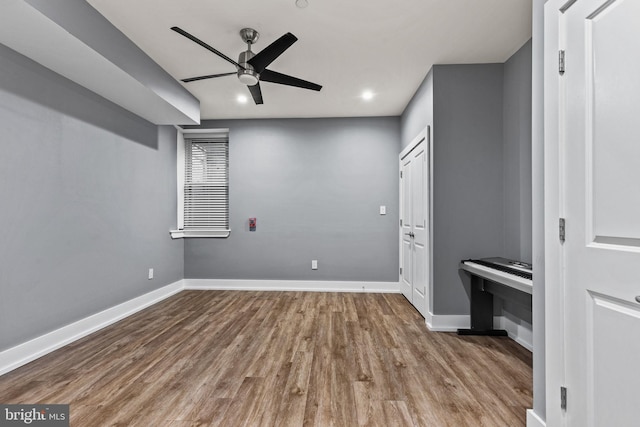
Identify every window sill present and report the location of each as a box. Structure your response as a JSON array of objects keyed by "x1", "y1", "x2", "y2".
[{"x1": 170, "y1": 229, "x2": 230, "y2": 239}]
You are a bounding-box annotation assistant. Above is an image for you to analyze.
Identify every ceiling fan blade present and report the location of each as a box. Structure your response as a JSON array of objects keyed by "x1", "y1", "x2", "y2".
[
  {"x1": 248, "y1": 83, "x2": 264, "y2": 105},
  {"x1": 247, "y1": 33, "x2": 297, "y2": 73},
  {"x1": 181, "y1": 72, "x2": 236, "y2": 83},
  {"x1": 171, "y1": 26, "x2": 245, "y2": 70},
  {"x1": 260, "y1": 69, "x2": 322, "y2": 91}
]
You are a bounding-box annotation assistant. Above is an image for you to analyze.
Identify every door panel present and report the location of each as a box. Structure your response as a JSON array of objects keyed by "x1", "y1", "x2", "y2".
[
  {"x1": 401, "y1": 237, "x2": 412, "y2": 301},
  {"x1": 562, "y1": 0, "x2": 640, "y2": 425},
  {"x1": 401, "y1": 156, "x2": 413, "y2": 301},
  {"x1": 411, "y1": 144, "x2": 427, "y2": 317},
  {"x1": 589, "y1": 293, "x2": 640, "y2": 426},
  {"x1": 588, "y1": 0, "x2": 640, "y2": 243}
]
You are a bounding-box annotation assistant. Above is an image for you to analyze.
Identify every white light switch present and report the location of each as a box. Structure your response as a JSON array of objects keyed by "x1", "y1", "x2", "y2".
[
  {"x1": 380, "y1": 205, "x2": 386, "y2": 215},
  {"x1": 148, "y1": 268, "x2": 154, "y2": 280},
  {"x1": 312, "y1": 260, "x2": 318, "y2": 270}
]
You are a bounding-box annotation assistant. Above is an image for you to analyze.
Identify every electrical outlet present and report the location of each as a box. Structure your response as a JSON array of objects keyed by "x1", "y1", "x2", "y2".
[
  {"x1": 148, "y1": 268, "x2": 154, "y2": 280},
  {"x1": 380, "y1": 205, "x2": 386, "y2": 215},
  {"x1": 311, "y1": 260, "x2": 318, "y2": 270}
]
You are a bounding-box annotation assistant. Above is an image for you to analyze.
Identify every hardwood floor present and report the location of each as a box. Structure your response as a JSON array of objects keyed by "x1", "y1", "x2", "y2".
[{"x1": 0, "y1": 291, "x2": 532, "y2": 426}]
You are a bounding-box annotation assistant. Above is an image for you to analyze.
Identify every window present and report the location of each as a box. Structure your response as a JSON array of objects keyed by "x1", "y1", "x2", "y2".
[{"x1": 170, "y1": 129, "x2": 230, "y2": 238}]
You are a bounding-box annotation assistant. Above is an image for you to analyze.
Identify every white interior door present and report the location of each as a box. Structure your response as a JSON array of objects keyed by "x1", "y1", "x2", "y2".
[
  {"x1": 561, "y1": 1, "x2": 640, "y2": 425},
  {"x1": 401, "y1": 155, "x2": 413, "y2": 302},
  {"x1": 410, "y1": 142, "x2": 428, "y2": 317},
  {"x1": 400, "y1": 134, "x2": 429, "y2": 318}
]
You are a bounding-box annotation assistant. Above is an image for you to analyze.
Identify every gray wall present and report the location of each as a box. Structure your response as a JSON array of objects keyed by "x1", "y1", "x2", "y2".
[
  {"x1": 400, "y1": 55, "x2": 534, "y2": 318},
  {"x1": 400, "y1": 69, "x2": 433, "y2": 151},
  {"x1": 500, "y1": 40, "x2": 534, "y2": 330},
  {"x1": 504, "y1": 40, "x2": 533, "y2": 264},
  {"x1": 184, "y1": 117, "x2": 400, "y2": 282},
  {"x1": 0, "y1": 43, "x2": 183, "y2": 352},
  {"x1": 431, "y1": 64, "x2": 506, "y2": 314}
]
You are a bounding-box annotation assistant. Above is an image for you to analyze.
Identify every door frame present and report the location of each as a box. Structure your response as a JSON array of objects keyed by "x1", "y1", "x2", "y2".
[
  {"x1": 544, "y1": 0, "x2": 567, "y2": 425},
  {"x1": 399, "y1": 126, "x2": 433, "y2": 320}
]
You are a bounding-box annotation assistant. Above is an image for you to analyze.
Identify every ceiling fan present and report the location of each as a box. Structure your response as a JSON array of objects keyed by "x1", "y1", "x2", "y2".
[{"x1": 170, "y1": 26, "x2": 322, "y2": 105}]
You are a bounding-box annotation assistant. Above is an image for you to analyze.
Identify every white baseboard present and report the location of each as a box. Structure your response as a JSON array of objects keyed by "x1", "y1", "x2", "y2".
[
  {"x1": 184, "y1": 279, "x2": 400, "y2": 293},
  {"x1": 425, "y1": 312, "x2": 532, "y2": 351},
  {"x1": 425, "y1": 313, "x2": 470, "y2": 332},
  {"x1": 526, "y1": 409, "x2": 546, "y2": 427},
  {"x1": 0, "y1": 280, "x2": 184, "y2": 376},
  {"x1": 497, "y1": 314, "x2": 533, "y2": 352}
]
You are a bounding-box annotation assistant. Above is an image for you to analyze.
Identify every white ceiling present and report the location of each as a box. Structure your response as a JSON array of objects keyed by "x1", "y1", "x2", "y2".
[{"x1": 87, "y1": 0, "x2": 532, "y2": 120}]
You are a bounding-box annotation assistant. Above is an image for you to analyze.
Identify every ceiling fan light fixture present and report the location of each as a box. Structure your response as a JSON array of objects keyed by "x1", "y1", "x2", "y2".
[
  {"x1": 295, "y1": 0, "x2": 309, "y2": 9},
  {"x1": 238, "y1": 73, "x2": 259, "y2": 86}
]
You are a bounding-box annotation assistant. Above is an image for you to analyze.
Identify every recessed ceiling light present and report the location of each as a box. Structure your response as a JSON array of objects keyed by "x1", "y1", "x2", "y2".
[
  {"x1": 237, "y1": 95, "x2": 248, "y2": 104},
  {"x1": 295, "y1": 0, "x2": 309, "y2": 8},
  {"x1": 362, "y1": 90, "x2": 374, "y2": 101}
]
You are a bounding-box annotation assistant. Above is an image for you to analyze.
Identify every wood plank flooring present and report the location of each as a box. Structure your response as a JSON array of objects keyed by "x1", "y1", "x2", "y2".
[{"x1": 0, "y1": 291, "x2": 532, "y2": 426}]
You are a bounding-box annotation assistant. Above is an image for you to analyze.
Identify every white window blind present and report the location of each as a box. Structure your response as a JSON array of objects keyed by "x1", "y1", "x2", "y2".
[
  {"x1": 171, "y1": 129, "x2": 230, "y2": 238},
  {"x1": 184, "y1": 136, "x2": 229, "y2": 230}
]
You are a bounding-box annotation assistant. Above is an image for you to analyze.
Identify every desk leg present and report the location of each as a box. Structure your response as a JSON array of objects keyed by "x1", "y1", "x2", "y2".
[{"x1": 457, "y1": 275, "x2": 508, "y2": 336}]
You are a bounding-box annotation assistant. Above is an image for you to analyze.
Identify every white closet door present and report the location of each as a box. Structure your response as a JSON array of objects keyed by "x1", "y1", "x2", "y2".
[
  {"x1": 400, "y1": 134, "x2": 429, "y2": 318},
  {"x1": 401, "y1": 154, "x2": 413, "y2": 303}
]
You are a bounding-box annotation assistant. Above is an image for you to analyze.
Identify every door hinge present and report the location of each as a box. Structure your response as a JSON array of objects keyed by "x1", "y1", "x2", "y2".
[
  {"x1": 400, "y1": 267, "x2": 403, "y2": 275},
  {"x1": 559, "y1": 218, "x2": 566, "y2": 242},
  {"x1": 560, "y1": 386, "x2": 567, "y2": 410},
  {"x1": 559, "y1": 50, "x2": 565, "y2": 75},
  {"x1": 400, "y1": 171, "x2": 403, "y2": 178},
  {"x1": 400, "y1": 219, "x2": 403, "y2": 227}
]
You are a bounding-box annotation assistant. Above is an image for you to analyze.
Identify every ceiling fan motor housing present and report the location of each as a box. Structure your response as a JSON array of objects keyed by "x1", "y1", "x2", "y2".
[{"x1": 237, "y1": 50, "x2": 259, "y2": 86}]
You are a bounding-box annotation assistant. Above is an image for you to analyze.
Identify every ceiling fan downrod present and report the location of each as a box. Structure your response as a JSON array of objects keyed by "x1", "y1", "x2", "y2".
[{"x1": 237, "y1": 28, "x2": 260, "y2": 86}]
